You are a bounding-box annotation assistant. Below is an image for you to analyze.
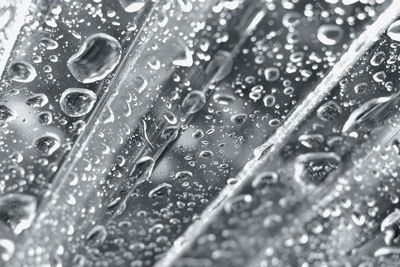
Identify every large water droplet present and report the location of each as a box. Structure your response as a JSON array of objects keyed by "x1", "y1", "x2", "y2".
[
  {"x1": 0, "y1": 193, "x2": 37, "y2": 235},
  {"x1": 7, "y1": 61, "x2": 37, "y2": 83},
  {"x1": 67, "y1": 33, "x2": 121, "y2": 83},
  {"x1": 60, "y1": 88, "x2": 97, "y2": 117},
  {"x1": 388, "y1": 20, "x2": 400, "y2": 42},
  {"x1": 317, "y1": 25, "x2": 343, "y2": 46}
]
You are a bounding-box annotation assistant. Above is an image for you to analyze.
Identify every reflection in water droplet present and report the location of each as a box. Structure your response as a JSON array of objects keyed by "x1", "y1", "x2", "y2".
[
  {"x1": 0, "y1": 193, "x2": 37, "y2": 235},
  {"x1": 7, "y1": 61, "x2": 37, "y2": 83},
  {"x1": 60, "y1": 88, "x2": 97, "y2": 117},
  {"x1": 317, "y1": 24, "x2": 343, "y2": 46},
  {"x1": 67, "y1": 33, "x2": 121, "y2": 83}
]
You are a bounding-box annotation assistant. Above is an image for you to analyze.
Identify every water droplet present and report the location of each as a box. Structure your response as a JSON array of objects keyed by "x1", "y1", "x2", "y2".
[
  {"x1": 388, "y1": 20, "x2": 400, "y2": 42},
  {"x1": 25, "y1": 93, "x2": 48, "y2": 108},
  {"x1": 317, "y1": 24, "x2": 343, "y2": 46},
  {"x1": 381, "y1": 210, "x2": 400, "y2": 232},
  {"x1": 252, "y1": 172, "x2": 279, "y2": 188},
  {"x1": 175, "y1": 171, "x2": 193, "y2": 180},
  {"x1": 38, "y1": 111, "x2": 53, "y2": 125},
  {"x1": 181, "y1": 91, "x2": 206, "y2": 114},
  {"x1": 192, "y1": 129, "x2": 204, "y2": 139},
  {"x1": 294, "y1": 152, "x2": 341, "y2": 188},
  {"x1": 34, "y1": 133, "x2": 61, "y2": 156},
  {"x1": 264, "y1": 67, "x2": 280, "y2": 82},
  {"x1": 370, "y1": 51, "x2": 386, "y2": 66},
  {"x1": 342, "y1": 93, "x2": 398, "y2": 135},
  {"x1": 0, "y1": 6, "x2": 14, "y2": 29},
  {"x1": 0, "y1": 239, "x2": 14, "y2": 262},
  {"x1": 40, "y1": 37, "x2": 58, "y2": 50},
  {"x1": 230, "y1": 113, "x2": 247, "y2": 126},
  {"x1": 177, "y1": 0, "x2": 192, "y2": 12},
  {"x1": 0, "y1": 193, "x2": 37, "y2": 235},
  {"x1": 298, "y1": 134, "x2": 324, "y2": 148},
  {"x1": 282, "y1": 12, "x2": 301, "y2": 28},
  {"x1": 148, "y1": 183, "x2": 172, "y2": 199},
  {"x1": 213, "y1": 93, "x2": 235, "y2": 105},
  {"x1": 199, "y1": 150, "x2": 214, "y2": 158},
  {"x1": 67, "y1": 33, "x2": 121, "y2": 83},
  {"x1": 86, "y1": 225, "x2": 107, "y2": 246},
  {"x1": 374, "y1": 247, "x2": 400, "y2": 257},
  {"x1": 224, "y1": 194, "x2": 252, "y2": 214},
  {"x1": 7, "y1": 61, "x2": 37, "y2": 83},
  {"x1": 354, "y1": 82, "x2": 368, "y2": 94},
  {"x1": 130, "y1": 156, "x2": 155, "y2": 185},
  {"x1": 133, "y1": 75, "x2": 148, "y2": 93},
  {"x1": 119, "y1": 0, "x2": 145, "y2": 13},
  {"x1": 60, "y1": 88, "x2": 97, "y2": 117},
  {"x1": 263, "y1": 94, "x2": 276, "y2": 107},
  {"x1": 0, "y1": 105, "x2": 15, "y2": 122},
  {"x1": 317, "y1": 100, "x2": 342, "y2": 121},
  {"x1": 205, "y1": 50, "x2": 233, "y2": 83},
  {"x1": 163, "y1": 111, "x2": 178, "y2": 124},
  {"x1": 173, "y1": 43, "x2": 193, "y2": 67}
]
